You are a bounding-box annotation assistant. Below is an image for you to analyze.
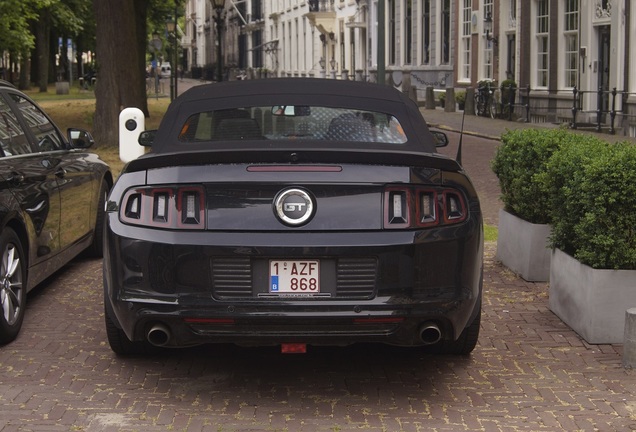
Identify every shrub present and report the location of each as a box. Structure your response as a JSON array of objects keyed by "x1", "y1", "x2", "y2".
[
  {"x1": 543, "y1": 139, "x2": 636, "y2": 269},
  {"x1": 494, "y1": 127, "x2": 636, "y2": 269},
  {"x1": 500, "y1": 79, "x2": 517, "y2": 91},
  {"x1": 477, "y1": 80, "x2": 496, "y2": 91},
  {"x1": 492, "y1": 128, "x2": 572, "y2": 224}
]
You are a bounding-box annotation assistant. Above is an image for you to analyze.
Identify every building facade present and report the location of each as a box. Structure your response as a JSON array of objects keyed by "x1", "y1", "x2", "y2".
[
  {"x1": 456, "y1": 0, "x2": 635, "y2": 135},
  {"x1": 184, "y1": 0, "x2": 635, "y2": 135},
  {"x1": 184, "y1": 0, "x2": 456, "y2": 96}
]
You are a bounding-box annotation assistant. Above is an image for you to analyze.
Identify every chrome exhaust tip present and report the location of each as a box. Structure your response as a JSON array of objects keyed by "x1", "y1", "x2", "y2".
[
  {"x1": 419, "y1": 322, "x2": 442, "y2": 345},
  {"x1": 147, "y1": 323, "x2": 171, "y2": 347}
]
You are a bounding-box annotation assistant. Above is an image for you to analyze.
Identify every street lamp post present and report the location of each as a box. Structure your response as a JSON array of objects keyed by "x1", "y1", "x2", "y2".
[
  {"x1": 149, "y1": 32, "x2": 162, "y2": 98},
  {"x1": 484, "y1": 12, "x2": 498, "y2": 47},
  {"x1": 165, "y1": 18, "x2": 177, "y2": 100},
  {"x1": 212, "y1": 0, "x2": 226, "y2": 82}
]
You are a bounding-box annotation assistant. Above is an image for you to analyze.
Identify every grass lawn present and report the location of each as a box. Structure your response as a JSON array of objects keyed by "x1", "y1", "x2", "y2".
[{"x1": 31, "y1": 88, "x2": 499, "y2": 241}]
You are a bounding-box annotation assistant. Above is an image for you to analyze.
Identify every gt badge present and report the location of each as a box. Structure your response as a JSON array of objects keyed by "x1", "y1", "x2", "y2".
[{"x1": 274, "y1": 188, "x2": 315, "y2": 227}]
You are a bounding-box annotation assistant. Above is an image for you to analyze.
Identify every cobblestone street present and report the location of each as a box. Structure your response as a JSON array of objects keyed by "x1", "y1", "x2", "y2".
[{"x1": 0, "y1": 240, "x2": 634, "y2": 431}]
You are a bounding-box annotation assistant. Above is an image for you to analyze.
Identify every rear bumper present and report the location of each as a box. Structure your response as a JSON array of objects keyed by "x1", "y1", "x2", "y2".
[{"x1": 103, "y1": 218, "x2": 483, "y2": 348}]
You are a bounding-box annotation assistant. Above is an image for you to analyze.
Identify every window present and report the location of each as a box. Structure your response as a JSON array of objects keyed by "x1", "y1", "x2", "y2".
[
  {"x1": 441, "y1": 0, "x2": 450, "y2": 64},
  {"x1": 295, "y1": 18, "x2": 299, "y2": 72},
  {"x1": 388, "y1": 0, "x2": 396, "y2": 65},
  {"x1": 9, "y1": 94, "x2": 64, "y2": 152},
  {"x1": 340, "y1": 21, "x2": 345, "y2": 72},
  {"x1": 536, "y1": 0, "x2": 549, "y2": 87},
  {"x1": 483, "y1": 0, "x2": 493, "y2": 23},
  {"x1": 483, "y1": 0, "x2": 493, "y2": 79},
  {"x1": 282, "y1": 23, "x2": 286, "y2": 70},
  {"x1": 460, "y1": 0, "x2": 472, "y2": 80},
  {"x1": 404, "y1": 0, "x2": 413, "y2": 64},
  {"x1": 251, "y1": 0, "x2": 262, "y2": 20},
  {"x1": 0, "y1": 95, "x2": 31, "y2": 156},
  {"x1": 252, "y1": 31, "x2": 263, "y2": 68},
  {"x1": 421, "y1": 0, "x2": 431, "y2": 64},
  {"x1": 564, "y1": 0, "x2": 578, "y2": 88},
  {"x1": 178, "y1": 107, "x2": 408, "y2": 144},
  {"x1": 303, "y1": 18, "x2": 307, "y2": 71}
]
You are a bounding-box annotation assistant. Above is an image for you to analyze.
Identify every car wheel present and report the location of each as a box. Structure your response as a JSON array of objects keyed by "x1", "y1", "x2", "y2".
[
  {"x1": 104, "y1": 304, "x2": 157, "y2": 355},
  {"x1": 0, "y1": 228, "x2": 27, "y2": 344},
  {"x1": 424, "y1": 303, "x2": 481, "y2": 356},
  {"x1": 87, "y1": 180, "x2": 110, "y2": 258}
]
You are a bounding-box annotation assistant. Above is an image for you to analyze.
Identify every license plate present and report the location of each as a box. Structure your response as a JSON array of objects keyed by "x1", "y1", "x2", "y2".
[{"x1": 269, "y1": 260, "x2": 320, "y2": 294}]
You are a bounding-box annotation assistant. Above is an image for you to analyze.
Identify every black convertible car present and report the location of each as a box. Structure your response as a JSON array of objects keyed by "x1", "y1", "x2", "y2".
[{"x1": 104, "y1": 78, "x2": 483, "y2": 355}]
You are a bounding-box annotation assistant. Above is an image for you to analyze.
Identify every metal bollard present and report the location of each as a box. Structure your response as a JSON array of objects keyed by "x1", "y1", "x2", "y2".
[{"x1": 623, "y1": 308, "x2": 636, "y2": 369}]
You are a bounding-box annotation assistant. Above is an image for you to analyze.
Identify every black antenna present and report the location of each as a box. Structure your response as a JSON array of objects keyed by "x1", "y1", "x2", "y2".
[{"x1": 456, "y1": 104, "x2": 467, "y2": 165}]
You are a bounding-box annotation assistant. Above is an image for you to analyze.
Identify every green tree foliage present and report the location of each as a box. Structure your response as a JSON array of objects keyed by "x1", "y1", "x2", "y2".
[
  {"x1": 0, "y1": 0, "x2": 38, "y2": 54},
  {"x1": 23, "y1": 0, "x2": 93, "y2": 91}
]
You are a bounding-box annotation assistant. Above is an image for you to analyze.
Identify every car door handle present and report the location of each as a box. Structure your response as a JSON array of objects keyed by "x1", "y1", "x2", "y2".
[
  {"x1": 7, "y1": 171, "x2": 25, "y2": 185},
  {"x1": 55, "y1": 168, "x2": 67, "y2": 178}
]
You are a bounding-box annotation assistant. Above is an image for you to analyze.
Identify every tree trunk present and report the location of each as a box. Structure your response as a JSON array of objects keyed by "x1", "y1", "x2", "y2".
[
  {"x1": 93, "y1": 0, "x2": 149, "y2": 147},
  {"x1": 35, "y1": 11, "x2": 50, "y2": 92},
  {"x1": 133, "y1": 0, "x2": 149, "y2": 117}
]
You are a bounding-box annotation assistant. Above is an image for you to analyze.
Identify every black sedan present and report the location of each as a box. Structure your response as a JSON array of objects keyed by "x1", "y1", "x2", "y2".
[
  {"x1": 104, "y1": 78, "x2": 483, "y2": 355},
  {"x1": 0, "y1": 80, "x2": 112, "y2": 344}
]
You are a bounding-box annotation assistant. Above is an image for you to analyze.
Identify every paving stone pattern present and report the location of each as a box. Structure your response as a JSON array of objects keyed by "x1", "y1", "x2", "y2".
[{"x1": 0, "y1": 243, "x2": 635, "y2": 431}]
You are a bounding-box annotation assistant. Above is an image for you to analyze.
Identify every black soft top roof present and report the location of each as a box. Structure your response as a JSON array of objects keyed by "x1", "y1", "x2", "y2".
[
  {"x1": 151, "y1": 78, "x2": 437, "y2": 152},
  {"x1": 129, "y1": 78, "x2": 463, "y2": 172}
]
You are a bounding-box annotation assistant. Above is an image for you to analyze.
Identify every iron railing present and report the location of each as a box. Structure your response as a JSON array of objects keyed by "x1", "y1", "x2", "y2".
[{"x1": 571, "y1": 87, "x2": 636, "y2": 135}]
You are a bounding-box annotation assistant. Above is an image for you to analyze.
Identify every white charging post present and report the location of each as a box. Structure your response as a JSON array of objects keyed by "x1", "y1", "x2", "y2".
[{"x1": 119, "y1": 107, "x2": 146, "y2": 163}]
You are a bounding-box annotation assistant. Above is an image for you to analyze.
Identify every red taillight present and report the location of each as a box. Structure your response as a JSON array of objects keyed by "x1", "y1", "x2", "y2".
[
  {"x1": 383, "y1": 186, "x2": 467, "y2": 229},
  {"x1": 120, "y1": 185, "x2": 205, "y2": 230}
]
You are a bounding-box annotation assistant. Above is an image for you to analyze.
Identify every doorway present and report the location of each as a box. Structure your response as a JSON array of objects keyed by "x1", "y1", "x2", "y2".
[{"x1": 597, "y1": 25, "x2": 610, "y2": 123}]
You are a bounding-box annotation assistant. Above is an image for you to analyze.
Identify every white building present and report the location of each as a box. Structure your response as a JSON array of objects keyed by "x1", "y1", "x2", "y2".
[
  {"x1": 184, "y1": 0, "x2": 635, "y2": 136},
  {"x1": 185, "y1": 0, "x2": 454, "y2": 91},
  {"x1": 454, "y1": 0, "x2": 636, "y2": 135}
]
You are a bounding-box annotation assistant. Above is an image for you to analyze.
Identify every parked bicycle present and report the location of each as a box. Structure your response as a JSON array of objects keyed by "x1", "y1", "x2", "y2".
[{"x1": 474, "y1": 82, "x2": 498, "y2": 119}]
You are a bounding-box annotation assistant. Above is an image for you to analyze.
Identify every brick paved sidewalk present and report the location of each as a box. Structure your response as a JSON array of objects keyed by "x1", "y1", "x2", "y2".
[{"x1": 0, "y1": 244, "x2": 634, "y2": 431}]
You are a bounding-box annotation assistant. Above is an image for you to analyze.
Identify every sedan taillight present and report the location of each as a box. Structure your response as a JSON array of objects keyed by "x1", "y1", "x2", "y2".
[
  {"x1": 120, "y1": 186, "x2": 205, "y2": 229},
  {"x1": 384, "y1": 186, "x2": 467, "y2": 229}
]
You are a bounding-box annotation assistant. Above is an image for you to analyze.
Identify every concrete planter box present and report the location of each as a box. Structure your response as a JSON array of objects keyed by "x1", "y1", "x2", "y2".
[
  {"x1": 496, "y1": 209, "x2": 551, "y2": 282},
  {"x1": 549, "y1": 248, "x2": 636, "y2": 344}
]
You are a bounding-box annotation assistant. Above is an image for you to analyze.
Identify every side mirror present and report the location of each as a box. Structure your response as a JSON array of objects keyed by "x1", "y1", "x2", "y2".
[
  {"x1": 67, "y1": 128, "x2": 95, "y2": 148},
  {"x1": 431, "y1": 131, "x2": 449, "y2": 148},
  {"x1": 138, "y1": 130, "x2": 156, "y2": 147}
]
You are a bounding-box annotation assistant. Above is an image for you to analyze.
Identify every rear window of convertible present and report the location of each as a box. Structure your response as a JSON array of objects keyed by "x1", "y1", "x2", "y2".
[{"x1": 178, "y1": 106, "x2": 408, "y2": 144}]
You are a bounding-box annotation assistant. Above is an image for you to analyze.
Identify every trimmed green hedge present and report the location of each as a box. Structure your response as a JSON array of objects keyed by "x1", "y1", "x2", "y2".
[
  {"x1": 492, "y1": 128, "x2": 573, "y2": 224},
  {"x1": 493, "y1": 128, "x2": 636, "y2": 270},
  {"x1": 544, "y1": 140, "x2": 636, "y2": 270}
]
